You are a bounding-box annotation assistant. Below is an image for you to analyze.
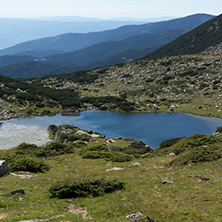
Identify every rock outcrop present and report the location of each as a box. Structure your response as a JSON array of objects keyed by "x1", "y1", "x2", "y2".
[{"x1": 0, "y1": 160, "x2": 9, "y2": 176}]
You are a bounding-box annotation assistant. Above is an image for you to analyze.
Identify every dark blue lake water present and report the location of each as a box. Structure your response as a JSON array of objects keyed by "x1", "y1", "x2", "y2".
[{"x1": 1, "y1": 110, "x2": 222, "y2": 149}]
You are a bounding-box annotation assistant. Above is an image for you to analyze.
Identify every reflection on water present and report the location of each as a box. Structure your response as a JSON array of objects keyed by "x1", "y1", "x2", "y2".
[{"x1": 0, "y1": 111, "x2": 222, "y2": 149}]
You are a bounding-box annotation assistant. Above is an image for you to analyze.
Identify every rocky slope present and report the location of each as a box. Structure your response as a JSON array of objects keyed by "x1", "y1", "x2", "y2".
[{"x1": 29, "y1": 54, "x2": 222, "y2": 117}]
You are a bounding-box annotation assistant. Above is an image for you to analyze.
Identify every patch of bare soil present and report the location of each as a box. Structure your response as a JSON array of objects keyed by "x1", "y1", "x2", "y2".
[
  {"x1": 68, "y1": 203, "x2": 92, "y2": 220},
  {"x1": 0, "y1": 213, "x2": 8, "y2": 219}
]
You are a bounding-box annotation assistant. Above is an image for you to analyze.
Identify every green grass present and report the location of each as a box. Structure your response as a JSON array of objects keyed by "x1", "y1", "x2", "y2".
[{"x1": 1, "y1": 130, "x2": 222, "y2": 221}]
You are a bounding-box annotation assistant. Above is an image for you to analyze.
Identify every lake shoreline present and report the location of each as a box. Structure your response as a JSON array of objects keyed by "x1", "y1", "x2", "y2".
[{"x1": 1, "y1": 110, "x2": 222, "y2": 150}]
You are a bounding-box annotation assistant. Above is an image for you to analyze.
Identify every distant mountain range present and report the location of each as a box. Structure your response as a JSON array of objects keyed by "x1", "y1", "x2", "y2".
[
  {"x1": 0, "y1": 17, "x2": 149, "y2": 50},
  {"x1": 0, "y1": 13, "x2": 214, "y2": 56},
  {"x1": 0, "y1": 13, "x2": 215, "y2": 79}
]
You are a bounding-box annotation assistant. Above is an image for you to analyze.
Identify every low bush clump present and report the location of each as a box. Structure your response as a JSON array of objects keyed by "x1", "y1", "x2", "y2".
[
  {"x1": 15, "y1": 143, "x2": 42, "y2": 157},
  {"x1": 49, "y1": 178, "x2": 125, "y2": 198},
  {"x1": 216, "y1": 125, "x2": 222, "y2": 133},
  {"x1": 73, "y1": 141, "x2": 88, "y2": 148},
  {"x1": 82, "y1": 151, "x2": 113, "y2": 159},
  {"x1": 110, "y1": 152, "x2": 134, "y2": 162},
  {"x1": 82, "y1": 144, "x2": 110, "y2": 152},
  {"x1": 125, "y1": 141, "x2": 152, "y2": 156},
  {"x1": 169, "y1": 145, "x2": 221, "y2": 166},
  {"x1": 81, "y1": 144, "x2": 134, "y2": 162},
  {"x1": 159, "y1": 137, "x2": 183, "y2": 149},
  {"x1": 39, "y1": 142, "x2": 75, "y2": 157},
  {"x1": 9, "y1": 157, "x2": 50, "y2": 173}
]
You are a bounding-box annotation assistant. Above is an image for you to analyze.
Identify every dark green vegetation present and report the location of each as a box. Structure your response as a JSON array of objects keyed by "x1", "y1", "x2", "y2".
[
  {"x1": 49, "y1": 178, "x2": 125, "y2": 199},
  {"x1": 0, "y1": 74, "x2": 81, "y2": 118},
  {"x1": 81, "y1": 96, "x2": 135, "y2": 112},
  {"x1": 142, "y1": 13, "x2": 222, "y2": 59},
  {"x1": 9, "y1": 157, "x2": 50, "y2": 173}
]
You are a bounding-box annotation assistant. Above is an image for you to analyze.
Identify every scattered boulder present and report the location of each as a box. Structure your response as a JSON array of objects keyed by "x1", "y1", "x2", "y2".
[
  {"x1": 167, "y1": 152, "x2": 175, "y2": 157},
  {"x1": 129, "y1": 162, "x2": 141, "y2": 167},
  {"x1": 106, "y1": 167, "x2": 124, "y2": 172},
  {"x1": 162, "y1": 181, "x2": 174, "y2": 185},
  {"x1": 212, "y1": 132, "x2": 220, "y2": 137},
  {"x1": 10, "y1": 172, "x2": 39, "y2": 179},
  {"x1": 0, "y1": 160, "x2": 9, "y2": 176},
  {"x1": 10, "y1": 189, "x2": 25, "y2": 195},
  {"x1": 142, "y1": 153, "x2": 153, "y2": 158},
  {"x1": 126, "y1": 212, "x2": 155, "y2": 221}
]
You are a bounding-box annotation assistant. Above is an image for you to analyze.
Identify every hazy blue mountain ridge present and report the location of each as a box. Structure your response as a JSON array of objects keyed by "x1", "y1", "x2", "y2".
[
  {"x1": 0, "y1": 18, "x2": 148, "y2": 50},
  {"x1": 42, "y1": 29, "x2": 188, "y2": 66},
  {"x1": 0, "y1": 13, "x2": 216, "y2": 79},
  {"x1": 0, "y1": 13, "x2": 214, "y2": 57}
]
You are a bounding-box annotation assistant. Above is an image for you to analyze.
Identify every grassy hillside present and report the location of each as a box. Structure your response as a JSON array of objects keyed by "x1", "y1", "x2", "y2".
[
  {"x1": 29, "y1": 54, "x2": 222, "y2": 118},
  {"x1": 0, "y1": 124, "x2": 222, "y2": 221},
  {"x1": 142, "y1": 13, "x2": 222, "y2": 59}
]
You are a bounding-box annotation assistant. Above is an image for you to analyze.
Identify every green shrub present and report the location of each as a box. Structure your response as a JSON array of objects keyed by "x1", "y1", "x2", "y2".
[
  {"x1": 15, "y1": 143, "x2": 41, "y2": 157},
  {"x1": 39, "y1": 142, "x2": 75, "y2": 157},
  {"x1": 170, "y1": 146, "x2": 221, "y2": 166},
  {"x1": 9, "y1": 157, "x2": 50, "y2": 173},
  {"x1": 49, "y1": 178, "x2": 125, "y2": 198},
  {"x1": 159, "y1": 137, "x2": 183, "y2": 149},
  {"x1": 82, "y1": 151, "x2": 112, "y2": 159},
  {"x1": 216, "y1": 126, "x2": 222, "y2": 133},
  {"x1": 125, "y1": 141, "x2": 152, "y2": 155},
  {"x1": 59, "y1": 133, "x2": 70, "y2": 142},
  {"x1": 88, "y1": 144, "x2": 110, "y2": 152},
  {"x1": 73, "y1": 141, "x2": 88, "y2": 148},
  {"x1": 110, "y1": 152, "x2": 134, "y2": 162},
  {"x1": 67, "y1": 134, "x2": 82, "y2": 142}
]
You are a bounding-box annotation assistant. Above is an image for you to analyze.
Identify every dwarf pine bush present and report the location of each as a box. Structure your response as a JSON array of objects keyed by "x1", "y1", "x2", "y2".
[{"x1": 49, "y1": 178, "x2": 125, "y2": 198}]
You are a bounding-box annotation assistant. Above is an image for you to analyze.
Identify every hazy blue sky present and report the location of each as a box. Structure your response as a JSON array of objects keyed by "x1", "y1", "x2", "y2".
[{"x1": 0, "y1": 0, "x2": 221, "y2": 19}]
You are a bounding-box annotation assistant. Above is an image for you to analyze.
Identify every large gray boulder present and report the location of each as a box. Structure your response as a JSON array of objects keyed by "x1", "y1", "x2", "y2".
[{"x1": 0, "y1": 160, "x2": 9, "y2": 176}]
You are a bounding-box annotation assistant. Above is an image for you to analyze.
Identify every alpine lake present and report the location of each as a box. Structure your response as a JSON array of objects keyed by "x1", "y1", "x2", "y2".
[{"x1": 1, "y1": 110, "x2": 222, "y2": 150}]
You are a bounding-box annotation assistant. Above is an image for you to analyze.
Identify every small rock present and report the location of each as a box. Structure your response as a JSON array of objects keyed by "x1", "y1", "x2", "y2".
[
  {"x1": 154, "y1": 165, "x2": 164, "y2": 169},
  {"x1": 212, "y1": 132, "x2": 220, "y2": 137},
  {"x1": 142, "y1": 153, "x2": 153, "y2": 158},
  {"x1": 10, "y1": 189, "x2": 25, "y2": 195},
  {"x1": 106, "y1": 167, "x2": 124, "y2": 172},
  {"x1": 126, "y1": 212, "x2": 144, "y2": 221},
  {"x1": 126, "y1": 212, "x2": 155, "y2": 222},
  {"x1": 11, "y1": 172, "x2": 39, "y2": 179},
  {"x1": 162, "y1": 181, "x2": 174, "y2": 184},
  {"x1": 129, "y1": 162, "x2": 141, "y2": 167},
  {"x1": 0, "y1": 160, "x2": 9, "y2": 177},
  {"x1": 167, "y1": 152, "x2": 175, "y2": 157}
]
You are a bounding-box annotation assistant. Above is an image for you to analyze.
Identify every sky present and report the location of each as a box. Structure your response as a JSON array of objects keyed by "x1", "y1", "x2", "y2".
[{"x1": 0, "y1": 0, "x2": 221, "y2": 19}]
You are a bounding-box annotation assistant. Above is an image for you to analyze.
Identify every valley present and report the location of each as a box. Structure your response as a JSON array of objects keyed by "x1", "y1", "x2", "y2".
[{"x1": 0, "y1": 11, "x2": 222, "y2": 222}]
